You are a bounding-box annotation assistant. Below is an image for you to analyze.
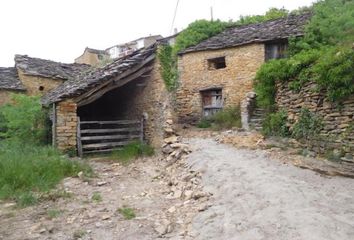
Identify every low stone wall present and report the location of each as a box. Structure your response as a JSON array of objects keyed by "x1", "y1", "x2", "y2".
[
  {"x1": 276, "y1": 81, "x2": 354, "y2": 155},
  {"x1": 241, "y1": 92, "x2": 257, "y2": 130},
  {"x1": 55, "y1": 100, "x2": 78, "y2": 151}
]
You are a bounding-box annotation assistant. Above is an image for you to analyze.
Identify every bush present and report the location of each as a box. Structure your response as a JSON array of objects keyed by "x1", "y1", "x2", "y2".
[
  {"x1": 292, "y1": 108, "x2": 323, "y2": 140},
  {"x1": 262, "y1": 110, "x2": 290, "y2": 137},
  {"x1": 111, "y1": 141, "x2": 154, "y2": 164},
  {"x1": 197, "y1": 118, "x2": 212, "y2": 128},
  {"x1": 0, "y1": 142, "x2": 92, "y2": 206},
  {"x1": 0, "y1": 94, "x2": 49, "y2": 144},
  {"x1": 158, "y1": 45, "x2": 178, "y2": 91},
  {"x1": 210, "y1": 106, "x2": 242, "y2": 130}
]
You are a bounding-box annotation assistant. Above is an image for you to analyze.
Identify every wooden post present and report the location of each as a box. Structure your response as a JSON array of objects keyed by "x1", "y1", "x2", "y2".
[
  {"x1": 77, "y1": 117, "x2": 83, "y2": 157},
  {"x1": 140, "y1": 117, "x2": 144, "y2": 143},
  {"x1": 52, "y1": 103, "x2": 56, "y2": 147}
]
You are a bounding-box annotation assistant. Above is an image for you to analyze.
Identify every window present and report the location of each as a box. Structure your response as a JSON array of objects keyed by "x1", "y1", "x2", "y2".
[
  {"x1": 201, "y1": 89, "x2": 223, "y2": 117},
  {"x1": 265, "y1": 42, "x2": 288, "y2": 61},
  {"x1": 207, "y1": 57, "x2": 226, "y2": 70}
]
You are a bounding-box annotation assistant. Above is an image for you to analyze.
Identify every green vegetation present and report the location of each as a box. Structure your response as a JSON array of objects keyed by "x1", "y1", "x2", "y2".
[
  {"x1": 73, "y1": 229, "x2": 87, "y2": 239},
  {"x1": 236, "y1": 7, "x2": 289, "y2": 25},
  {"x1": 292, "y1": 108, "x2": 323, "y2": 141},
  {"x1": 158, "y1": 45, "x2": 178, "y2": 91},
  {"x1": 0, "y1": 94, "x2": 48, "y2": 144},
  {"x1": 47, "y1": 209, "x2": 61, "y2": 219},
  {"x1": 117, "y1": 207, "x2": 136, "y2": 220},
  {"x1": 255, "y1": 0, "x2": 354, "y2": 107},
  {"x1": 197, "y1": 106, "x2": 241, "y2": 130},
  {"x1": 111, "y1": 141, "x2": 154, "y2": 165},
  {"x1": 261, "y1": 110, "x2": 290, "y2": 137},
  {"x1": 91, "y1": 192, "x2": 102, "y2": 202},
  {"x1": 0, "y1": 94, "x2": 92, "y2": 207}
]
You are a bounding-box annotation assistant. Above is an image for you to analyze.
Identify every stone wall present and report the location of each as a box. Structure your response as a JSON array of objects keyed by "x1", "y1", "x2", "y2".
[
  {"x1": 0, "y1": 90, "x2": 13, "y2": 106},
  {"x1": 17, "y1": 69, "x2": 65, "y2": 96},
  {"x1": 75, "y1": 51, "x2": 102, "y2": 66},
  {"x1": 176, "y1": 43, "x2": 265, "y2": 123},
  {"x1": 276, "y1": 81, "x2": 354, "y2": 154},
  {"x1": 55, "y1": 100, "x2": 78, "y2": 151},
  {"x1": 121, "y1": 59, "x2": 173, "y2": 148}
]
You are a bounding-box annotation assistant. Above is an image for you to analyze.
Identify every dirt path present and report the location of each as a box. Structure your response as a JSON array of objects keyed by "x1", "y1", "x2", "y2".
[{"x1": 185, "y1": 138, "x2": 354, "y2": 240}]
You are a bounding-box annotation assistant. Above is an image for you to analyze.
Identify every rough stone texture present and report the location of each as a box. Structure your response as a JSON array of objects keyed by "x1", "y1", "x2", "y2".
[
  {"x1": 276, "y1": 81, "x2": 354, "y2": 154},
  {"x1": 0, "y1": 90, "x2": 12, "y2": 106},
  {"x1": 0, "y1": 67, "x2": 26, "y2": 91},
  {"x1": 241, "y1": 91, "x2": 257, "y2": 130},
  {"x1": 119, "y1": 59, "x2": 173, "y2": 148},
  {"x1": 55, "y1": 100, "x2": 78, "y2": 151},
  {"x1": 75, "y1": 48, "x2": 108, "y2": 66},
  {"x1": 17, "y1": 69, "x2": 65, "y2": 96},
  {"x1": 176, "y1": 43, "x2": 264, "y2": 123}
]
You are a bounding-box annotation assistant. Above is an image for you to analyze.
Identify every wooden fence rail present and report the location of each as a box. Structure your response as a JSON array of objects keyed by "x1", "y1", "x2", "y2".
[{"x1": 77, "y1": 118, "x2": 143, "y2": 157}]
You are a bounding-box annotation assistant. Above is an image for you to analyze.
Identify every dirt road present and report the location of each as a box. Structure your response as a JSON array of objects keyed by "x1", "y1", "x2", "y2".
[{"x1": 185, "y1": 138, "x2": 354, "y2": 240}]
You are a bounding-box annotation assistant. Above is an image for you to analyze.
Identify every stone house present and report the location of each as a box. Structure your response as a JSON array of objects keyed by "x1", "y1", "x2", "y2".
[
  {"x1": 176, "y1": 13, "x2": 311, "y2": 123},
  {"x1": 42, "y1": 44, "x2": 171, "y2": 154},
  {"x1": 0, "y1": 67, "x2": 26, "y2": 105},
  {"x1": 75, "y1": 48, "x2": 109, "y2": 66},
  {"x1": 0, "y1": 55, "x2": 90, "y2": 105}
]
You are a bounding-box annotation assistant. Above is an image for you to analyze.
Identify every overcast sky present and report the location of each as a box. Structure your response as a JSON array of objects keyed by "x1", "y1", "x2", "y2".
[{"x1": 0, "y1": 0, "x2": 315, "y2": 66}]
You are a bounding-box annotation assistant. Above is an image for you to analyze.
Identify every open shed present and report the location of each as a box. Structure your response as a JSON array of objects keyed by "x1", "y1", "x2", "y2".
[{"x1": 42, "y1": 44, "x2": 170, "y2": 156}]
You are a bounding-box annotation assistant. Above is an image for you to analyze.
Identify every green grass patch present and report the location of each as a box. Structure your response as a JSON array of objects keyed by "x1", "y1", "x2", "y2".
[
  {"x1": 262, "y1": 110, "x2": 290, "y2": 137},
  {"x1": 0, "y1": 141, "x2": 92, "y2": 207},
  {"x1": 197, "y1": 118, "x2": 212, "y2": 128},
  {"x1": 91, "y1": 192, "x2": 102, "y2": 202},
  {"x1": 111, "y1": 141, "x2": 154, "y2": 165},
  {"x1": 197, "y1": 106, "x2": 242, "y2": 130},
  {"x1": 47, "y1": 209, "x2": 61, "y2": 219},
  {"x1": 117, "y1": 207, "x2": 136, "y2": 220}
]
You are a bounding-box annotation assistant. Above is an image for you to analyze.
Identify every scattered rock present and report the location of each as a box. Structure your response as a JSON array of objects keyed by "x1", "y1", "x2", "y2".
[
  {"x1": 164, "y1": 136, "x2": 178, "y2": 144},
  {"x1": 183, "y1": 190, "x2": 194, "y2": 200},
  {"x1": 97, "y1": 181, "x2": 108, "y2": 186},
  {"x1": 101, "y1": 214, "x2": 111, "y2": 220},
  {"x1": 168, "y1": 206, "x2": 176, "y2": 213}
]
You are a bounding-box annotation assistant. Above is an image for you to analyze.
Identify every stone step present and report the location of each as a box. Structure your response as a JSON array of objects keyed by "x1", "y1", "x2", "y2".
[{"x1": 250, "y1": 118, "x2": 264, "y2": 123}]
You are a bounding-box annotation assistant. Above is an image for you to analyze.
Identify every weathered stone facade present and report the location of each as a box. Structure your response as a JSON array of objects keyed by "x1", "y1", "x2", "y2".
[
  {"x1": 55, "y1": 100, "x2": 78, "y2": 150},
  {"x1": 0, "y1": 90, "x2": 13, "y2": 105},
  {"x1": 17, "y1": 69, "x2": 65, "y2": 96},
  {"x1": 276, "y1": 81, "x2": 354, "y2": 154},
  {"x1": 176, "y1": 43, "x2": 265, "y2": 123}
]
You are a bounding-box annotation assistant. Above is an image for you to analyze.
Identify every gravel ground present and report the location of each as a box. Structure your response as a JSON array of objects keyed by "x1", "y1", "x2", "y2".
[{"x1": 186, "y1": 138, "x2": 354, "y2": 240}]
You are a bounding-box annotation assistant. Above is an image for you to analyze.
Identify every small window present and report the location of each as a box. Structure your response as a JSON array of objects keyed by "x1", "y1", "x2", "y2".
[
  {"x1": 265, "y1": 42, "x2": 288, "y2": 61},
  {"x1": 201, "y1": 89, "x2": 223, "y2": 117},
  {"x1": 207, "y1": 57, "x2": 226, "y2": 70},
  {"x1": 98, "y1": 54, "x2": 103, "y2": 60},
  {"x1": 38, "y1": 86, "x2": 44, "y2": 91}
]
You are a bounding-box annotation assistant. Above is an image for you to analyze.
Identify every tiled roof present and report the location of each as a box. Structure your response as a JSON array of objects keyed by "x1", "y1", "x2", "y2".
[
  {"x1": 42, "y1": 44, "x2": 157, "y2": 105},
  {"x1": 15, "y1": 55, "x2": 92, "y2": 80},
  {"x1": 180, "y1": 13, "x2": 311, "y2": 54},
  {"x1": 0, "y1": 67, "x2": 26, "y2": 91}
]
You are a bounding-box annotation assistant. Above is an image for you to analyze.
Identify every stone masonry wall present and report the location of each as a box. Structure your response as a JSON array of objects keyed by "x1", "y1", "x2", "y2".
[
  {"x1": 55, "y1": 100, "x2": 78, "y2": 151},
  {"x1": 276, "y1": 81, "x2": 354, "y2": 154},
  {"x1": 0, "y1": 90, "x2": 13, "y2": 106},
  {"x1": 176, "y1": 43, "x2": 265, "y2": 123},
  {"x1": 17, "y1": 69, "x2": 65, "y2": 96},
  {"x1": 121, "y1": 59, "x2": 173, "y2": 148}
]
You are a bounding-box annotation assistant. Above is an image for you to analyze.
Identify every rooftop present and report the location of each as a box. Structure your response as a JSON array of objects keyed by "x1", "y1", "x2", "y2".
[
  {"x1": 180, "y1": 13, "x2": 311, "y2": 55},
  {"x1": 0, "y1": 67, "x2": 26, "y2": 91}
]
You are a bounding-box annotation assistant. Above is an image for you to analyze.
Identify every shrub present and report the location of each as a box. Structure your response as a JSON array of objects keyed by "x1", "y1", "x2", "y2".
[
  {"x1": 111, "y1": 141, "x2": 154, "y2": 164},
  {"x1": 210, "y1": 106, "x2": 242, "y2": 130},
  {"x1": 292, "y1": 108, "x2": 323, "y2": 140},
  {"x1": 0, "y1": 94, "x2": 48, "y2": 144},
  {"x1": 0, "y1": 142, "x2": 92, "y2": 206},
  {"x1": 261, "y1": 110, "x2": 290, "y2": 137},
  {"x1": 197, "y1": 118, "x2": 212, "y2": 128},
  {"x1": 117, "y1": 207, "x2": 136, "y2": 220},
  {"x1": 236, "y1": 7, "x2": 289, "y2": 25}
]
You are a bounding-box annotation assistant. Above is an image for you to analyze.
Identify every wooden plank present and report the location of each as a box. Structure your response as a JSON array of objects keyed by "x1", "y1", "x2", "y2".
[
  {"x1": 77, "y1": 117, "x2": 83, "y2": 157},
  {"x1": 80, "y1": 120, "x2": 141, "y2": 125},
  {"x1": 83, "y1": 141, "x2": 133, "y2": 150},
  {"x1": 81, "y1": 134, "x2": 140, "y2": 141},
  {"x1": 80, "y1": 127, "x2": 140, "y2": 134},
  {"x1": 83, "y1": 148, "x2": 120, "y2": 154},
  {"x1": 52, "y1": 103, "x2": 56, "y2": 147}
]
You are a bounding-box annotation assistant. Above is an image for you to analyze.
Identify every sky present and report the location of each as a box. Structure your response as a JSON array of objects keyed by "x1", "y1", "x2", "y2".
[{"x1": 0, "y1": 0, "x2": 315, "y2": 67}]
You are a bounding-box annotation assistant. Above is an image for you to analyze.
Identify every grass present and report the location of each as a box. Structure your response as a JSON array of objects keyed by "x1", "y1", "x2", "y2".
[
  {"x1": 73, "y1": 229, "x2": 86, "y2": 239},
  {"x1": 197, "y1": 106, "x2": 242, "y2": 130},
  {"x1": 0, "y1": 141, "x2": 93, "y2": 207},
  {"x1": 91, "y1": 192, "x2": 102, "y2": 202},
  {"x1": 47, "y1": 209, "x2": 61, "y2": 219},
  {"x1": 111, "y1": 141, "x2": 154, "y2": 165},
  {"x1": 117, "y1": 206, "x2": 136, "y2": 220}
]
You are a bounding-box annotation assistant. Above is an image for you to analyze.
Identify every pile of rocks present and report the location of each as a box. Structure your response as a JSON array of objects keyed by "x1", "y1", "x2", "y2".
[{"x1": 162, "y1": 117, "x2": 191, "y2": 164}]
